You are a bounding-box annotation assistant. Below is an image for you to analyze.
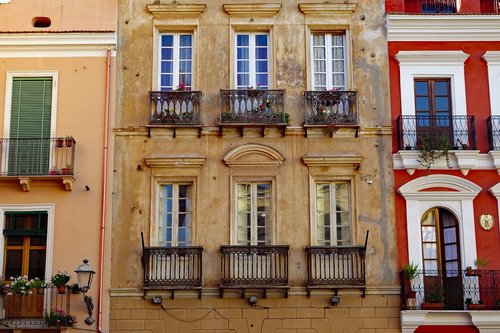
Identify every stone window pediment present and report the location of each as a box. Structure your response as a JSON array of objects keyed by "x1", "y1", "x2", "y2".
[{"x1": 223, "y1": 144, "x2": 284, "y2": 167}]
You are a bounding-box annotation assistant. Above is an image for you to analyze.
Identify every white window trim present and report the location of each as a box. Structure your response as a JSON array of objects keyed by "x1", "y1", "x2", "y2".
[
  {"x1": 157, "y1": 33, "x2": 194, "y2": 91},
  {"x1": 231, "y1": 176, "x2": 276, "y2": 245},
  {"x1": 151, "y1": 177, "x2": 197, "y2": 247},
  {"x1": 1, "y1": 72, "x2": 58, "y2": 175},
  {"x1": 0, "y1": 204, "x2": 55, "y2": 292},
  {"x1": 234, "y1": 32, "x2": 270, "y2": 89},
  {"x1": 310, "y1": 177, "x2": 354, "y2": 246},
  {"x1": 152, "y1": 27, "x2": 198, "y2": 91},
  {"x1": 158, "y1": 183, "x2": 193, "y2": 247},
  {"x1": 395, "y1": 51, "x2": 469, "y2": 118},
  {"x1": 483, "y1": 51, "x2": 500, "y2": 116},
  {"x1": 310, "y1": 33, "x2": 347, "y2": 90},
  {"x1": 398, "y1": 175, "x2": 480, "y2": 272}
]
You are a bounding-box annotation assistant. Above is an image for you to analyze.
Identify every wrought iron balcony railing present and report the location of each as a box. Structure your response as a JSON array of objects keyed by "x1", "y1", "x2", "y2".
[
  {"x1": 487, "y1": 115, "x2": 500, "y2": 150},
  {"x1": 1, "y1": 285, "x2": 71, "y2": 320},
  {"x1": 149, "y1": 91, "x2": 202, "y2": 125},
  {"x1": 0, "y1": 137, "x2": 76, "y2": 177},
  {"x1": 481, "y1": 0, "x2": 500, "y2": 13},
  {"x1": 219, "y1": 245, "x2": 289, "y2": 290},
  {"x1": 403, "y1": 0, "x2": 457, "y2": 13},
  {"x1": 304, "y1": 90, "x2": 358, "y2": 126},
  {"x1": 219, "y1": 89, "x2": 287, "y2": 125},
  {"x1": 397, "y1": 115, "x2": 476, "y2": 150},
  {"x1": 401, "y1": 270, "x2": 500, "y2": 310},
  {"x1": 142, "y1": 246, "x2": 203, "y2": 289}
]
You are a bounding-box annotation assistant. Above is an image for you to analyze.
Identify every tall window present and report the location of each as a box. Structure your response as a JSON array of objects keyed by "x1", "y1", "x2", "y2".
[
  {"x1": 158, "y1": 183, "x2": 192, "y2": 247},
  {"x1": 3, "y1": 211, "x2": 47, "y2": 279},
  {"x1": 311, "y1": 32, "x2": 346, "y2": 91},
  {"x1": 315, "y1": 182, "x2": 351, "y2": 246},
  {"x1": 8, "y1": 77, "x2": 53, "y2": 175},
  {"x1": 159, "y1": 33, "x2": 193, "y2": 91},
  {"x1": 235, "y1": 33, "x2": 269, "y2": 89},
  {"x1": 236, "y1": 182, "x2": 271, "y2": 245}
]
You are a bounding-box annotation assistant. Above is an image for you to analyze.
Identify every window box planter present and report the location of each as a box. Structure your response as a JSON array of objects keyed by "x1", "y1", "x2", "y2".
[{"x1": 421, "y1": 302, "x2": 444, "y2": 310}]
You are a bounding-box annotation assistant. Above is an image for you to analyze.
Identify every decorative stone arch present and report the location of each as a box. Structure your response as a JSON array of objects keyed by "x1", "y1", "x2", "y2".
[
  {"x1": 398, "y1": 175, "x2": 481, "y2": 272},
  {"x1": 223, "y1": 143, "x2": 285, "y2": 167}
]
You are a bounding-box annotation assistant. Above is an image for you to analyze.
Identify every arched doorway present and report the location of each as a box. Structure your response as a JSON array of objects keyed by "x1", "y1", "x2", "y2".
[{"x1": 421, "y1": 207, "x2": 463, "y2": 309}]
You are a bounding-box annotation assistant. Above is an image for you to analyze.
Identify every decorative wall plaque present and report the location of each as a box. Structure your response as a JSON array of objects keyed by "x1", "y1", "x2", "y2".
[{"x1": 479, "y1": 214, "x2": 494, "y2": 231}]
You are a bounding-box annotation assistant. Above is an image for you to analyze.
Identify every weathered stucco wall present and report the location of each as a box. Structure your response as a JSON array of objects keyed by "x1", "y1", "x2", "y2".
[{"x1": 112, "y1": 0, "x2": 396, "y2": 331}]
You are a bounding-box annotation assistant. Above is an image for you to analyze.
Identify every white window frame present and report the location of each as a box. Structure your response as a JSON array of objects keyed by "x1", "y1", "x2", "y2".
[
  {"x1": 157, "y1": 32, "x2": 194, "y2": 91},
  {"x1": 234, "y1": 32, "x2": 270, "y2": 89},
  {"x1": 312, "y1": 179, "x2": 353, "y2": 246},
  {"x1": 0, "y1": 204, "x2": 54, "y2": 294},
  {"x1": 483, "y1": 51, "x2": 500, "y2": 116},
  {"x1": 231, "y1": 177, "x2": 276, "y2": 246},
  {"x1": 1, "y1": 72, "x2": 58, "y2": 175},
  {"x1": 157, "y1": 182, "x2": 193, "y2": 247},
  {"x1": 310, "y1": 32, "x2": 347, "y2": 91}
]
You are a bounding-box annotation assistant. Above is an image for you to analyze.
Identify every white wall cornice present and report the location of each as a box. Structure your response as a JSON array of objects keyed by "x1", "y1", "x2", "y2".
[
  {"x1": 0, "y1": 32, "x2": 116, "y2": 57},
  {"x1": 395, "y1": 51, "x2": 469, "y2": 66},
  {"x1": 387, "y1": 15, "x2": 500, "y2": 41},
  {"x1": 483, "y1": 51, "x2": 500, "y2": 65}
]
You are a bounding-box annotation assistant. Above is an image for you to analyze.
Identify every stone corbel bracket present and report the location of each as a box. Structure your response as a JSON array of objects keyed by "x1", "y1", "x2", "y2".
[
  {"x1": 489, "y1": 150, "x2": 500, "y2": 175},
  {"x1": 18, "y1": 177, "x2": 31, "y2": 192},
  {"x1": 453, "y1": 150, "x2": 480, "y2": 176},
  {"x1": 62, "y1": 177, "x2": 74, "y2": 191}
]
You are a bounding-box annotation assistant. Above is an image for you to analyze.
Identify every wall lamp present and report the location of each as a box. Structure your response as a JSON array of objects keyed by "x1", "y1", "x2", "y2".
[
  {"x1": 75, "y1": 259, "x2": 96, "y2": 325},
  {"x1": 331, "y1": 295, "x2": 341, "y2": 305},
  {"x1": 249, "y1": 295, "x2": 258, "y2": 306}
]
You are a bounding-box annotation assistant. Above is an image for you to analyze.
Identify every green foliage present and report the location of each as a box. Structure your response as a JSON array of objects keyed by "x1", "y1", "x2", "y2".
[
  {"x1": 401, "y1": 262, "x2": 419, "y2": 281},
  {"x1": 424, "y1": 286, "x2": 443, "y2": 303},
  {"x1": 44, "y1": 308, "x2": 76, "y2": 327},
  {"x1": 51, "y1": 271, "x2": 70, "y2": 286},
  {"x1": 417, "y1": 132, "x2": 452, "y2": 170},
  {"x1": 474, "y1": 258, "x2": 490, "y2": 268}
]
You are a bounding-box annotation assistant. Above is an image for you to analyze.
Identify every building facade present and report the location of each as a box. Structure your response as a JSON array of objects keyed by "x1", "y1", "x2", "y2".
[
  {"x1": 112, "y1": 1, "x2": 398, "y2": 333},
  {"x1": 0, "y1": 0, "x2": 116, "y2": 331},
  {"x1": 387, "y1": 0, "x2": 500, "y2": 332}
]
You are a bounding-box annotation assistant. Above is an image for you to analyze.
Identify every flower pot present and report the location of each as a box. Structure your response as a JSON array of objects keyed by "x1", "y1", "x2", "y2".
[
  {"x1": 421, "y1": 302, "x2": 444, "y2": 310},
  {"x1": 468, "y1": 303, "x2": 486, "y2": 310},
  {"x1": 65, "y1": 138, "x2": 73, "y2": 147},
  {"x1": 57, "y1": 285, "x2": 67, "y2": 294},
  {"x1": 61, "y1": 168, "x2": 72, "y2": 175},
  {"x1": 56, "y1": 138, "x2": 65, "y2": 148}
]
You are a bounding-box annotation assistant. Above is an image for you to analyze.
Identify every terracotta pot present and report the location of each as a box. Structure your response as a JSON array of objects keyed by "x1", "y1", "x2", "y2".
[
  {"x1": 421, "y1": 303, "x2": 444, "y2": 310},
  {"x1": 468, "y1": 303, "x2": 486, "y2": 310},
  {"x1": 57, "y1": 284, "x2": 67, "y2": 294}
]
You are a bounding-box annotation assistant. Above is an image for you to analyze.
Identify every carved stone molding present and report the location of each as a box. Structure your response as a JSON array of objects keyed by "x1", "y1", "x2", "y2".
[
  {"x1": 223, "y1": 3, "x2": 282, "y2": 17},
  {"x1": 18, "y1": 177, "x2": 31, "y2": 192},
  {"x1": 224, "y1": 143, "x2": 285, "y2": 167},
  {"x1": 147, "y1": 3, "x2": 206, "y2": 16},
  {"x1": 298, "y1": 2, "x2": 358, "y2": 15},
  {"x1": 144, "y1": 154, "x2": 206, "y2": 168},
  {"x1": 302, "y1": 153, "x2": 362, "y2": 169}
]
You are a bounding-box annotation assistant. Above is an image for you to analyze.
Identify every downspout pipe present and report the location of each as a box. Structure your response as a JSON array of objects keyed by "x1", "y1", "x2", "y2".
[{"x1": 97, "y1": 48, "x2": 111, "y2": 333}]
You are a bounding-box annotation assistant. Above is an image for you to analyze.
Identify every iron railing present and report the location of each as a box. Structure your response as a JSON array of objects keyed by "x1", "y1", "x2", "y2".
[
  {"x1": 487, "y1": 116, "x2": 500, "y2": 150},
  {"x1": 481, "y1": 0, "x2": 500, "y2": 13},
  {"x1": 149, "y1": 91, "x2": 202, "y2": 125},
  {"x1": 1, "y1": 285, "x2": 71, "y2": 319},
  {"x1": 397, "y1": 115, "x2": 476, "y2": 150},
  {"x1": 219, "y1": 89, "x2": 287, "y2": 125},
  {"x1": 0, "y1": 137, "x2": 76, "y2": 176},
  {"x1": 142, "y1": 246, "x2": 203, "y2": 289},
  {"x1": 401, "y1": 270, "x2": 500, "y2": 310},
  {"x1": 219, "y1": 245, "x2": 289, "y2": 288},
  {"x1": 306, "y1": 231, "x2": 368, "y2": 290},
  {"x1": 304, "y1": 91, "x2": 358, "y2": 126},
  {"x1": 404, "y1": 0, "x2": 457, "y2": 13}
]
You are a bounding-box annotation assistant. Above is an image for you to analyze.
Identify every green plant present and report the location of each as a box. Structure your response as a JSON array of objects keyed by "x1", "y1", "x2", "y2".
[
  {"x1": 10, "y1": 275, "x2": 32, "y2": 295},
  {"x1": 424, "y1": 286, "x2": 443, "y2": 303},
  {"x1": 70, "y1": 283, "x2": 81, "y2": 294},
  {"x1": 401, "y1": 262, "x2": 419, "y2": 281},
  {"x1": 417, "y1": 132, "x2": 452, "y2": 170},
  {"x1": 474, "y1": 258, "x2": 490, "y2": 268},
  {"x1": 31, "y1": 277, "x2": 46, "y2": 290},
  {"x1": 51, "y1": 272, "x2": 70, "y2": 286},
  {"x1": 44, "y1": 308, "x2": 76, "y2": 327}
]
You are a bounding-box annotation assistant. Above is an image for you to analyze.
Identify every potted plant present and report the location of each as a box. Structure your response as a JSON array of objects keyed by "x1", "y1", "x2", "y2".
[
  {"x1": 465, "y1": 258, "x2": 490, "y2": 276},
  {"x1": 51, "y1": 271, "x2": 70, "y2": 294},
  {"x1": 31, "y1": 277, "x2": 46, "y2": 294},
  {"x1": 61, "y1": 164, "x2": 72, "y2": 175},
  {"x1": 65, "y1": 136, "x2": 74, "y2": 147},
  {"x1": 401, "y1": 262, "x2": 419, "y2": 308},
  {"x1": 70, "y1": 283, "x2": 81, "y2": 294},
  {"x1": 466, "y1": 298, "x2": 486, "y2": 310},
  {"x1": 44, "y1": 307, "x2": 76, "y2": 327},
  {"x1": 9, "y1": 275, "x2": 32, "y2": 295},
  {"x1": 56, "y1": 137, "x2": 65, "y2": 148},
  {"x1": 421, "y1": 286, "x2": 444, "y2": 310},
  {"x1": 48, "y1": 167, "x2": 60, "y2": 175}
]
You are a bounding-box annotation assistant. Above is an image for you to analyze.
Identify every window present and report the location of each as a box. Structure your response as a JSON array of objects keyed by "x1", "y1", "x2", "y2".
[
  {"x1": 311, "y1": 32, "x2": 346, "y2": 91},
  {"x1": 235, "y1": 33, "x2": 269, "y2": 89},
  {"x1": 159, "y1": 33, "x2": 193, "y2": 91},
  {"x1": 6, "y1": 77, "x2": 53, "y2": 175},
  {"x1": 236, "y1": 182, "x2": 271, "y2": 245},
  {"x1": 315, "y1": 181, "x2": 351, "y2": 246},
  {"x1": 158, "y1": 183, "x2": 192, "y2": 247},
  {"x1": 3, "y1": 211, "x2": 47, "y2": 279}
]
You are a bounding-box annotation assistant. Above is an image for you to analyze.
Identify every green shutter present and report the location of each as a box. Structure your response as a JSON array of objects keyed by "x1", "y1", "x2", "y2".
[{"x1": 8, "y1": 77, "x2": 52, "y2": 175}]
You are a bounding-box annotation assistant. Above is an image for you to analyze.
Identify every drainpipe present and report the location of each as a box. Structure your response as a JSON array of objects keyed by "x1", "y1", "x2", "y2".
[{"x1": 97, "y1": 48, "x2": 111, "y2": 333}]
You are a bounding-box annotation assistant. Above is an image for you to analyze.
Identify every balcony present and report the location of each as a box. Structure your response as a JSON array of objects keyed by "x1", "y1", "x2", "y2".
[
  {"x1": 404, "y1": 0, "x2": 457, "y2": 13},
  {"x1": 148, "y1": 91, "x2": 202, "y2": 137},
  {"x1": 488, "y1": 115, "x2": 500, "y2": 150},
  {"x1": 219, "y1": 245, "x2": 289, "y2": 296},
  {"x1": 481, "y1": 0, "x2": 500, "y2": 13},
  {"x1": 397, "y1": 115, "x2": 476, "y2": 150},
  {"x1": 0, "y1": 285, "x2": 71, "y2": 327},
  {"x1": 219, "y1": 89, "x2": 287, "y2": 136},
  {"x1": 401, "y1": 270, "x2": 500, "y2": 310},
  {"x1": 305, "y1": 232, "x2": 368, "y2": 296},
  {"x1": 142, "y1": 245, "x2": 203, "y2": 296},
  {"x1": 304, "y1": 90, "x2": 358, "y2": 136},
  {"x1": 0, "y1": 137, "x2": 76, "y2": 191}
]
